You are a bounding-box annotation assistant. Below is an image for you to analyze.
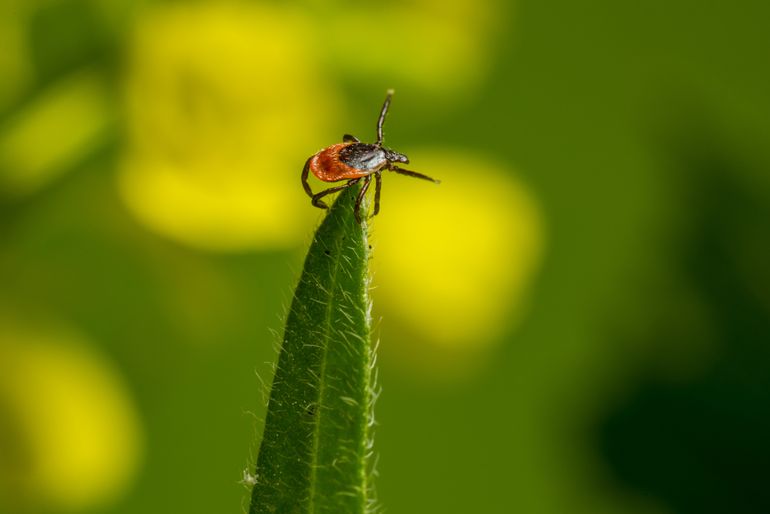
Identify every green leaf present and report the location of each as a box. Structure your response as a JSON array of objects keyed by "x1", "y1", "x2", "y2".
[{"x1": 250, "y1": 185, "x2": 376, "y2": 514}]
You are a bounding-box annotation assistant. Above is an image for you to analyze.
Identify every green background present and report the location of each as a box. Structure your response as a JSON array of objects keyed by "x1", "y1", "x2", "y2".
[{"x1": 1, "y1": 1, "x2": 769, "y2": 513}]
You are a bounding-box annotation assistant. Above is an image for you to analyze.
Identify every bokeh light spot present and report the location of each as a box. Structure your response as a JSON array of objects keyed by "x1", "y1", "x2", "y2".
[
  {"x1": 372, "y1": 150, "x2": 544, "y2": 353},
  {"x1": 119, "y1": 2, "x2": 340, "y2": 251},
  {"x1": 0, "y1": 324, "x2": 143, "y2": 512}
]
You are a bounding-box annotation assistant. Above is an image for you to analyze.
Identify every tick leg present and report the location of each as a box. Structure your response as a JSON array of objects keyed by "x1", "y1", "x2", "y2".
[
  {"x1": 372, "y1": 172, "x2": 382, "y2": 217},
  {"x1": 312, "y1": 179, "x2": 360, "y2": 209},
  {"x1": 390, "y1": 165, "x2": 441, "y2": 184},
  {"x1": 354, "y1": 176, "x2": 372, "y2": 223},
  {"x1": 343, "y1": 134, "x2": 360, "y2": 143},
  {"x1": 376, "y1": 90, "x2": 394, "y2": 145},
  {"x1": 301, "y1": 157, "x2": 314, "y2": 198}
]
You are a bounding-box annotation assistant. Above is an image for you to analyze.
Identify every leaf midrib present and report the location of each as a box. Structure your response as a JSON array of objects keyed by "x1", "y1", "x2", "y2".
[{"x1": 307, "y1": 231, "x2": 343, "y2": 514}]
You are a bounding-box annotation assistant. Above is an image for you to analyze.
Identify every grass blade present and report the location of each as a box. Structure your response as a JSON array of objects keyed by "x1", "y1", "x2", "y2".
[{"x1": 250, "y1": 185, "x2": 375, "y2": 514}]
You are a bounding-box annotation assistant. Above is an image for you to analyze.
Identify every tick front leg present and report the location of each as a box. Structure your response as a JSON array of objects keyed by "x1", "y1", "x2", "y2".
[
  {"x1": 301, "y1": 157, "x2": 314, "y2": 198},
  {"x1": 354, "y1": 176, "x2": 372, "y2": 223},
  {"x1": 311, "y1": 179, "x2": 360, "y2": 209},
  {"x1": 372, "y1": 172, "x2": 382, "y2": 217},
  {"x1": 389, "y1": 165, "x2": 441, "y2": 184}
]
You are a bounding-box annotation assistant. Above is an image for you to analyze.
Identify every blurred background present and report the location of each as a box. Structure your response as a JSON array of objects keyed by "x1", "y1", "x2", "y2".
[{"x1": 1, "y1": 0, "x2": 769, "y2": 513}]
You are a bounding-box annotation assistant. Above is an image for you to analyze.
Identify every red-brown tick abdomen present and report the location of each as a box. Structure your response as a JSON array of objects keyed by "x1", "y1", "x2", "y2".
[{"x1": 309, "y1": 143, "x2": 373, "y2": 182}]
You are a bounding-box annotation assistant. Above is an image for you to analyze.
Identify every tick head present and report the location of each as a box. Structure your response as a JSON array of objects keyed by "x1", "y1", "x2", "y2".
[{"x1": 384, "y1": 148, "x2": 409, "y2": 164}]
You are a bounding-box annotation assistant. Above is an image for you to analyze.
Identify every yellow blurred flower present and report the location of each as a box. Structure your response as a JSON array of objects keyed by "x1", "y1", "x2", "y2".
[
  {"x1": 119, "y1": 2, "x2": 341, "y2": 251},
  {"x1": 371, "y1": 150, "x2": 544, "y2": 372},
  {"x1": 0, "y1": 324, "x2": 143, "y2": 512}
]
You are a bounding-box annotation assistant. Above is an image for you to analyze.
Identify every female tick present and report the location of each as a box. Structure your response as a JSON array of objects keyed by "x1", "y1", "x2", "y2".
[{"x1": 301, "y1": 90, "x2": 439, "y2": 223}]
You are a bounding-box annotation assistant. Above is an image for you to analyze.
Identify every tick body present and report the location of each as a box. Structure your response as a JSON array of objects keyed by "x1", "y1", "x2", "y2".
[{"x1": 302, "y1": 90, "x2": 439, "y2": 223}]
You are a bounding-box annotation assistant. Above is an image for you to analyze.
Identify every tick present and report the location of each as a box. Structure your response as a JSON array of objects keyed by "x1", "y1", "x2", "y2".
[{"x1": 301, "y1": 90, "x2": 440, "y2": 223}]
